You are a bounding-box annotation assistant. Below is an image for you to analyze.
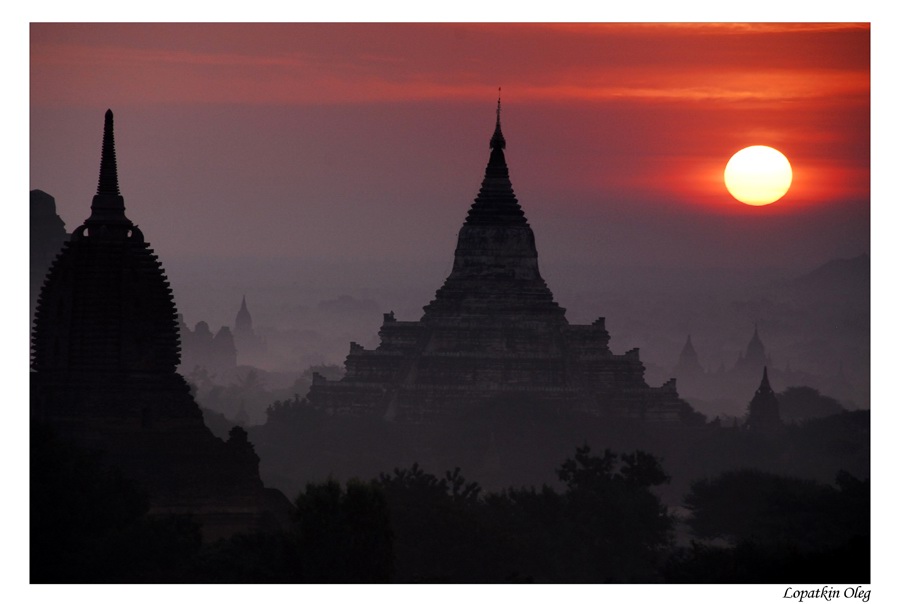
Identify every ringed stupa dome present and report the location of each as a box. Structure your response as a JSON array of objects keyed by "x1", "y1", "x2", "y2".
[{"x1": 31, "y1": 110, "x2": 180, "y2": 376}]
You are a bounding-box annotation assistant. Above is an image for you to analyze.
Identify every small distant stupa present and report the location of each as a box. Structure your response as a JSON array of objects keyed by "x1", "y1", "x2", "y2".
[
  {"x1": 734, "y1": 324, "x2": 771, "y2": 374},
  {"x1": 233, "y1": 295, "x2": 266, "y2": 365},
  {"x1": 745, "y1": 366, "x2": 783, "y2": 433},
  {"x1": 308, "y1": 99, "x2": 700, "y2": 425},
  {"x1": 674, "y1": 335, "x2": 704, "y2": 380},
  {"x1": 179, "y1": 316, "x2": 238, "y2": 377}
]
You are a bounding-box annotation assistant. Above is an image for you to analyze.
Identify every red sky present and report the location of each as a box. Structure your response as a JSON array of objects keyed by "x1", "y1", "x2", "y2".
[{"x1": 30, "y1": 23, "x2": 869, "y2": 278}]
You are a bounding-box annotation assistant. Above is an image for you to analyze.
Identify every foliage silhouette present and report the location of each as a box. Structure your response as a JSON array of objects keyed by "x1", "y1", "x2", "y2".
[
  {"x1": 30, "y1": 421, "x2": 203, "y2": 583},
  {"x1": 377, "y1": 464, "x2": 490, "y2": 581},
  {"x1": 31, "y1": 429, "x2": 869, "y2": 584},
  {"x1": 668, "y1": 467, "x2": 870, "y2": 583},
  {"x1": 293, "y1": 479, "x2": 393, "y2": 582},
  {"x1": 778, "y1": 386, "x2": 845, "y2": 423},
  {"x1": 685, "y1": 468, "x2": 868, "y2": 550},
  {"x1": 489, "y1": 445, "x2": 674, "y2": 582}
]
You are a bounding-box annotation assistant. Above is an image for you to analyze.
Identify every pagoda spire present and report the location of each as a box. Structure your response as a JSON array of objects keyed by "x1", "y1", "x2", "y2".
[
  {"x1": 97, "y1": 109, "x2": 121, "y2": 196},
  {"x1": 485, "y1": 88, "x2": 508, "y2": 179},
  {"x1": 235, "y1": 294, "x2": 253, "y2": 334},
  {"x1": 86, "y1": 109, "x2": 131, "y2": 231},
  {"x1": 422, "y1": 96, "x2": 561, "y2": 320},
  {"x1": 747, "y1": 365, "x2": 782, "y2": 432},
  {"x1": 757, "y1": 366, "x2": 773, "y2": 395},
  {"x1": 459, "y1": 92, "x2": 524, "y2": 229},
  {"x1": 490, "y1": 87, "x2": 505, "y2": 151},
  {"x1": 679, "y1": 334, "x2": 699, "y2": 363}
]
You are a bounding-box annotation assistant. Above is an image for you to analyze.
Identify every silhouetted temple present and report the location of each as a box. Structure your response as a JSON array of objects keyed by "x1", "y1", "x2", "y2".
[
  {"x1": 234, "y1": 295, "x2": 266, "y2": 365},
  {"x1": 179, "y1": 316, "x2": 238, "y2": 377},
  {"x1": 745, "y1": 366, "x2": 783, "y2": 432},
  {"x1": 31, "y1": 110, "x2": 290, "y2": 539},
  {"x1": 674, "y1": 335, "x2": 704, "y2": 380},
  {"x1": 735, "y1": 324, "x2": 771, "y2": 374},
  {"x1": 30, "y1": 189, "x2": 68, "y2": 319},
  {"x1": 308, "y1": 103, "x2": 700, "y2": 424}
]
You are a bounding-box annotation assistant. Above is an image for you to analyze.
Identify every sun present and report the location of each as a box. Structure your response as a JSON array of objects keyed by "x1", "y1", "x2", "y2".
[{"x1": 724, "y1": 146, "x2": 793, "y2": 206}]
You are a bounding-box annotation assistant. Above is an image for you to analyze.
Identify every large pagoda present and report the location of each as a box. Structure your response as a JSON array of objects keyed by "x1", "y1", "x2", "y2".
[
  {"x1": 31, "y1": 110, "x2": 290, "y2": 539},
  {"x1": 308, "y1": 101, "x2": 699, "y2": 425}
]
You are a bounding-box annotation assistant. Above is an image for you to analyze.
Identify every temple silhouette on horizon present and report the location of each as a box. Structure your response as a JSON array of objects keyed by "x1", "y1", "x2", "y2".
[
  {"x1": 30, "y1": 110, "x2": 290, "y2": 539},
  {"x1": 745, "y1": 366, "x2": 783, "y2": 433},
  {"x1": 308, "y1": 100, "x2": 702, "y2": 425},
  {"x1": 30, "y1": 189, "x2": 68, "y2": 320}
]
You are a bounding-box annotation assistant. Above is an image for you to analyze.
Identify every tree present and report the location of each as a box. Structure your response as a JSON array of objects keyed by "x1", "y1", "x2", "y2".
[
  {"x1": 779, "y1": 386, "x2": 844, "y2": 423},
  {"x1": 377, "y1": 464, "x2": 488, "y2": 581},
  {"x1": 30, "y1": 421, "x2": 202, "y2": 583},
  {"x1": 293, "y1": 479, "x2": 393, "y2": 582},
  {"x1": 684, "y1": 469, "x2": 867, "y2": 550},
  {"x1": 556, "y1": 446, "x2": 673, "y2": 581},
  {"x1": 674, "y1": 468, "x2": 870, "y2": 582}
]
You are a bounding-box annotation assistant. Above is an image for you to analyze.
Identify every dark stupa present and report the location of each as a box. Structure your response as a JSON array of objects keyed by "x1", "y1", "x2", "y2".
[
  {"x1": 308, "y1": 101, "x2": 700, "y2": 424},
  {"x1": 31, "y1": 110, "x2": 290, "y2": 539},
  {"x1": 745, "y1": 366, "x2": 783, "y2": 433}
]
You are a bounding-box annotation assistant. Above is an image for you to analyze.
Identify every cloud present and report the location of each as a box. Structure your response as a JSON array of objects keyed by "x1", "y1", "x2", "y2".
[{"x1": 32, "y1": 33, "x2": 868, "y2": 108}]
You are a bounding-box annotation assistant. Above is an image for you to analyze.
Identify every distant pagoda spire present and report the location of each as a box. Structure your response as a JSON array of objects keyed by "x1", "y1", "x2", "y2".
[
  {"x1": 235, "y1": 294, "x2": 253, "y2": 335},
  {"x1": 746, "y1": 366, "x2": 782, "y2": 432},
  {"x1": 675, "y1": 334, "x2": 703, "y2": 378},
  {"x1": 756, "y1": 365, "x2": 773, "y2": 396},
  {"x1": 744, "y1": 323, "x2": 766, "y2": 364},
  {"x1": 85, "y1": 109, "x2": 132, "y2": 231}
]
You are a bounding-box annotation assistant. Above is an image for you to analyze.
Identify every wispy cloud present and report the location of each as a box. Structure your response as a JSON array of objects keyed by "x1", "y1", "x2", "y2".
[{"x1": 31, "y1": 37, "x2": 868, "y2": 107}]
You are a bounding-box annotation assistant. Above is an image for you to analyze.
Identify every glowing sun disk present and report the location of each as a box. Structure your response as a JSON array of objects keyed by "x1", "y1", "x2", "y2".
[{"x1": 724, "y1": 145, "x2": 792, "y2": 206}]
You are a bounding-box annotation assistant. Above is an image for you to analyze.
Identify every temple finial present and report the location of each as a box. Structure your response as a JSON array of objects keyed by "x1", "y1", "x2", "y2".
[
  {"x1": 83, "y1": 109, "x2": 132, "y2": 234},
  {"x1": 758, "y1": 366, "x2": 772, "y2": 393},
  {"x1": 97, "y1": 109, "x2": 121, "y2": 196},
  {"x1": 490, "y1": 88, "x2": 506, "y2": 151}
]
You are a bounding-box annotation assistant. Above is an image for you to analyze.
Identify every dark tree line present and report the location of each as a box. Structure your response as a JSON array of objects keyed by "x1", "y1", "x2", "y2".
[
  {"x1": 31, "y1": 421, "x2": 869, "y2": 583},
  {"x1": 30, "y1": 422, "x2": 203, "y2": 583},
  {"x1": 665, "y1": 468, "x2": 869, "y2": 583}
]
